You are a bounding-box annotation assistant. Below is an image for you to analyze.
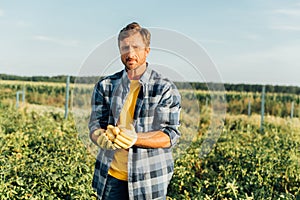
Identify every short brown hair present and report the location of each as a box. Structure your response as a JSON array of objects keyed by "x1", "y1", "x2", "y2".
[{"x1": 118, "y1": 22, "x2": 151, "y2": 47}]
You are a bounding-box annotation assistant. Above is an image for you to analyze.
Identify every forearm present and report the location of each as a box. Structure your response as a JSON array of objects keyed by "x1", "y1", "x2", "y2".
[{"x1": 134, "y1": 131, "x2": 171, "y2": 148}]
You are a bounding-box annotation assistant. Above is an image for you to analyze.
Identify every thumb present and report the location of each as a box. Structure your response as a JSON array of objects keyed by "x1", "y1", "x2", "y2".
[{"x1": 129, "y1": 124, "x2": 135, "y2": 131}]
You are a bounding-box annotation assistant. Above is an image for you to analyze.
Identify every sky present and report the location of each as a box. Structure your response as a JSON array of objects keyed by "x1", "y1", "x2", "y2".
[{"x1": 0, "y1": 1, "x2": 300, "y2": 86}]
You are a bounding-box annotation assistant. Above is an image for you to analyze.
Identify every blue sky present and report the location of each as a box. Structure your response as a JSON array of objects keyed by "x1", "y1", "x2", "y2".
[{"x1": 0, "y1": 1, "x2": 300, "y2": 86}]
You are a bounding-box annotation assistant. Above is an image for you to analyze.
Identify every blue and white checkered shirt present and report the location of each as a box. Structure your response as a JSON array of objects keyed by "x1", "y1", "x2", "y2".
[{"x1": 89, "y1": 65, "x2": 181, "y2": 200}]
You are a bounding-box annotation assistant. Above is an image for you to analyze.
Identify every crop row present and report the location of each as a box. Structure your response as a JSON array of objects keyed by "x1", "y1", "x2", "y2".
[{"x1": 0, "y1": 101, "x2": 299, "y2": 199}]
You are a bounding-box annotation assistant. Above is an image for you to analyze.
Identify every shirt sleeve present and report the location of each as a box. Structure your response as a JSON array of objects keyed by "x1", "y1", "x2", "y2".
[
  {"x1": 88, "y1": 81, "x2": 109, "y2": 135},
  {"x1": 155, "y1": 82, "x2": 181, "y2": 147}
]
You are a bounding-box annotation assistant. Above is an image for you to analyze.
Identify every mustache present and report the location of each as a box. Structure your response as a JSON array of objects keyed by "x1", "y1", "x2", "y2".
[{"x1": 126, "y1": 58, "x2": 135, "y2": 62}]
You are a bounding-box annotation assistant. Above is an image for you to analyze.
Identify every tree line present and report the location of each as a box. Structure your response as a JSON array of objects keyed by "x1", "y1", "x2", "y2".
[{"x1": 1, "y1": 73, "x2": 299, "y2": 94}]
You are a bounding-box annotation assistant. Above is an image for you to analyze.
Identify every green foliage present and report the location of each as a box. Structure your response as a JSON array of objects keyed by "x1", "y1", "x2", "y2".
[
  {"x1": 1, "y1": 80, "x2": 300, "y2": 199},
  {"x1": 168, "y1": 114, "x2": 300, "y2": 199},
  {"x1": 0, "y1": 104, "x2": 96, "y2": 199}
]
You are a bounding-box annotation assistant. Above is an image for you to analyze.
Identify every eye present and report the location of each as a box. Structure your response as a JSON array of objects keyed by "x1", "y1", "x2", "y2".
[
  {"x1": 120, "y1": 46, "x2": 129, "y2": 52},
  {"x1": 133, "y1": 45, "x2": 144, "y2": 51}
]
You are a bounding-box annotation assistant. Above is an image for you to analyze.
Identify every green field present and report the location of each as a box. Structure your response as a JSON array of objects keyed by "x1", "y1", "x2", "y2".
[{"x1": 0, "y1": 80, "x2": 299, "y2": 199}]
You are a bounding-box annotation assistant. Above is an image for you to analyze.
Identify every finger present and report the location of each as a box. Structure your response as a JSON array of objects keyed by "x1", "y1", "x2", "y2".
[
  {"x1": 129, "y1": 124, "x2": 135, "y2": 131},
  {"x1": 115, "y1": 134, "x2": 132, "y2": 146},
  {"x1": 107, "y1": 125, "x2": 115, "y2": 130},
  {"x1": 106, "y1": 140, "x2": 116, "y2": 150},
  {"x1": 114, "y1": 138, "x2": 130, "y2": 149},
  {"x1": 118, "y1": 125, "x2": 126, "y2": 131},
  {"x1": 112, "y1": 127, "x2": 120, "y2": 136},
  {"x1": 106, "y1": 129, "x2": 115, "y2": 141},
  {"x1": 119, "y1": 131, "x2": 135, "y2": 142},
  {"x1": 113, "y1": 143, "x2": 122, "y2": 149}
]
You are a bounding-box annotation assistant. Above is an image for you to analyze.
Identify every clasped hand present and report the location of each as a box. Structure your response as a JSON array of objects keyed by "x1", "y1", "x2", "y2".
[{"x1": 95, "y1": 124, "x2": 137, "y2": 150}]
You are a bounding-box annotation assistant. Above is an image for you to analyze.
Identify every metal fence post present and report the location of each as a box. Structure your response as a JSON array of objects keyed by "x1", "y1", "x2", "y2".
[
  {"x1": 16, "y1": 89, "x2": 26, "y2": 108},
  {"x1": 22, "y1": 86, "x2": 25, "y2": 103},
  {"x1": 248, "y1": 99, "x2": 251, "y2": 117},
  {"x1": 291, "y1": 101, "x2": 294, "y2": 119},
  {"x1": 260, "y1": 85, "x2": 265, "y2": 133},
  {"x1": 64, "y1": 76, "x2": 70, "y2": 119},
  {"x1": 16, "y1": 91, "x2": 20, "y2": 108}
]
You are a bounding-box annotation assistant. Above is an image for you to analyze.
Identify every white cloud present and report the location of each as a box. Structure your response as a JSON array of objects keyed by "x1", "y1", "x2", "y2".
[
  {"x1": 271, "y1": 25, "x2": 300, "y2": 31},
  {"x1": 236, "y1": 44, "x2": 300, "y2": 65},
  {"x1": 273, "y1": 8, "x2": 300, "y2": 17},
  {"x1": 270, "y1": 6, "x2": 300, "y2": 32},
  {"x1": 33, "y1": 35, "x2": 79, "y2": 47},
  {"x1": 222, "y1": 44, "x2": 300, "y2": 85}
]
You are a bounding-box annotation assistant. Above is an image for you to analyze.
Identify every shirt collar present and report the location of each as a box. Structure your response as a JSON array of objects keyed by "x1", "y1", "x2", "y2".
[
  {"x1": 121, "y1": 62, "x2": 152, "y2": 85},
  {"x1": 139, "y1": 63, "x2": 152, "y2": 85},
  {"x1": 121, "y1": 69, "x2": 130, "y2": 89}
]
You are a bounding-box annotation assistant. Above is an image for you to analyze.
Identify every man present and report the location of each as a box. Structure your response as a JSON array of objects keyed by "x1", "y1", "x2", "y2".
[{"x1": 89, "y1": 22, "x2": 181, "y2": 200}]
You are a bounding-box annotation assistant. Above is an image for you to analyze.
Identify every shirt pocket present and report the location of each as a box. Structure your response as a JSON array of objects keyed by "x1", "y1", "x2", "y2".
[{"x1": 137, "y1": 97, "x2": 159, "y2": 132}]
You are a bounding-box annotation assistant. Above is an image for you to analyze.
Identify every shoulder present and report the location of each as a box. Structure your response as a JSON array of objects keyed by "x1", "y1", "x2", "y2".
[
  {"x1": 95, "y1": 69, "x2": 124, "y2": 88},
  {"x1": 99, "y1": 69, "x2": 124, "y2": 84},
  {"x1": 148, "y1": 68, "x2": 178, "y2": 91},
  {"x1": 92, "y1": 69, "x2": 124, "y2": 96}
]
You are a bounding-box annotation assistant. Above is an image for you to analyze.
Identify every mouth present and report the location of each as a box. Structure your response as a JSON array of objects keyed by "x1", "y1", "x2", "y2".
[{"x1": 126, "y1": 59, "x2": 136, "y2": 64}]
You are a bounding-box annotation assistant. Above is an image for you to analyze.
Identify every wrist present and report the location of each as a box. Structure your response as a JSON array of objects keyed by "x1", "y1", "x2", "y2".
[
  {"x1": 91, "y1": 129, "x2": 105, "y2": 145},
  {"x1": 94, "y1": 128, "x2": 105, "y2": 136}
]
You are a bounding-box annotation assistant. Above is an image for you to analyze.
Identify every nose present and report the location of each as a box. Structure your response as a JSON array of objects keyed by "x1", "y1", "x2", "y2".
[{"x1": 127, "y1": 46, "x2": 135, "y2": 58}]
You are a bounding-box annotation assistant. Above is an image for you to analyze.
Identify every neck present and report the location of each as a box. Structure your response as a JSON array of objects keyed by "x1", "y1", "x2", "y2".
[{"x1": 126, "y1": 63, "x2": 147, "y2": 80}]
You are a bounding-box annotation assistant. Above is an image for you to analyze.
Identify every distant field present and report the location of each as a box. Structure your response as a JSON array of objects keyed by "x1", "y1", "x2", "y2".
[{"x1": 1, "y1": 80, "x2": 299, "y2": 117}]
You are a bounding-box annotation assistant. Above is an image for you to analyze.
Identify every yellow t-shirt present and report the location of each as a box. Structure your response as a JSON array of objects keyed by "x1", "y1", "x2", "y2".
[{"x1": 108, "y1": 80, "x2": 140, "y2": 181}]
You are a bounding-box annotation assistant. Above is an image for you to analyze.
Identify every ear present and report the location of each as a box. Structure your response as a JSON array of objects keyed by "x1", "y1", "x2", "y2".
[{"x1": 145, "y1": 47, "x2": 150, "y2": 56}]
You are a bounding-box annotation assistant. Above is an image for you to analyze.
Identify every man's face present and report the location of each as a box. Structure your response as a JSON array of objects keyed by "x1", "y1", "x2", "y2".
[{"x1": 119, "y1": 33, "x2": 150, "y2": 70}]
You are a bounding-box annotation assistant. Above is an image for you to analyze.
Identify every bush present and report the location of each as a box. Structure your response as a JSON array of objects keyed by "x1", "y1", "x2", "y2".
[
  {"x1": 0, "y1": 105, "x2": 96, "y2": 199},
  {"x1": 167, "y1": 114, "x2": 300, "y2": 199}
]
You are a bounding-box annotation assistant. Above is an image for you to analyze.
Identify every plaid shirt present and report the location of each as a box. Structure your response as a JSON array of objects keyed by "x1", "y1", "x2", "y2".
[{"x1": 89, "y1": 66, "x2": 181, "y2": 200}]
